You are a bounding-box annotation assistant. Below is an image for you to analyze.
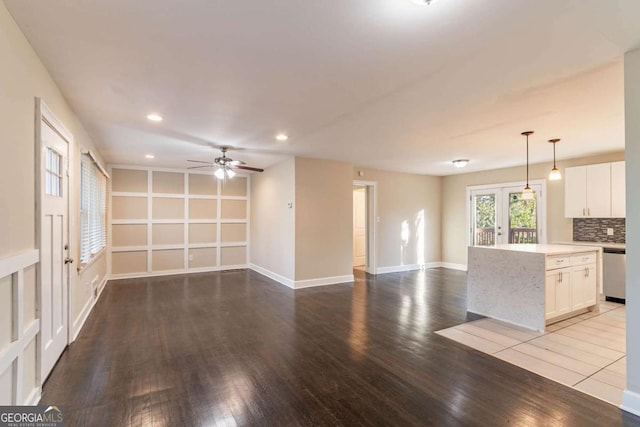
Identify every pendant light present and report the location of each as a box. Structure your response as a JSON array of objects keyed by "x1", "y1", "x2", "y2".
[
  {"x1": 548, "y1": 139, "x2": 562, "y2": 181},
  {"x1": 521, "y1": 131, "x2": 534, "y2": 200}
]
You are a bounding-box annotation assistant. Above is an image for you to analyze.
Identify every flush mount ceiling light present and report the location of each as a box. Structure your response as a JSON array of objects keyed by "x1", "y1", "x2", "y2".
[
  {"x1": 452, "y1": 159, "x2": 469, "y2": 168},
  {"x1": 146, "y1": 113, "x2": 163, "y2": 122},
  {"x1": 548, "y1": 138, "x2": 562, "y2": 181},
  {"x1": 145, "y1": 154, "x2": 155, "y2": 159},
  {"x1": 409, "y1": 0, "x2": 438, "y2": 5},
  {"x1": 521, "y1": 131, "x2": 535, "y2": 200},
  {"x1": 276, "y1": 134, "x2": 289, "y2": 141}
]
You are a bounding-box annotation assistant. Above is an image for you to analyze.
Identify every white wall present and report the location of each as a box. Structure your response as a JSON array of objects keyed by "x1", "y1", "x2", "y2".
[
  {"x1": 441, "y1": 152, "x2": 625, "y2": 267},
  {"x1": 250, "y1": 158, "x2": 296, "y2": 283},
  {"x1": 0, "y1": 2, "x2": 107, "y2": 404},
  {"x1": 622, "y1": 47, "x2": 640, "y2": 416}
]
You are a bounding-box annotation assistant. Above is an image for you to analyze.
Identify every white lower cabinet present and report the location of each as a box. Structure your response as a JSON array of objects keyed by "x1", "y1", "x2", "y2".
[
  {"x1": 545, "y1": 269, "x2": 571, "y2": 319},
  {"x1": 545, "y1": 251, "x2": 597, "y2": 323}
]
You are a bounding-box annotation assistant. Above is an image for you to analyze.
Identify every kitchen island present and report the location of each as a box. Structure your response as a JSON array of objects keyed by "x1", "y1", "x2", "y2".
[{"x1": 467, "y1": 244, "x2": 602, "y2": 331}]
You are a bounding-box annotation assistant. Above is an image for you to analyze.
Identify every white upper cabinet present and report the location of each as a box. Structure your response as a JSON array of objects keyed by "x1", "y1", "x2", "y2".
[
  {"x1": 611, "y1": 161, "x2": 626, "y2": 218},
  {"x1": 586, "y1": 163, "x2": 612, "y2": 217},
  {"x1": 564, "y1": 166, "x2": 588, "y2": 218},
  {"x1": 564, "y1": 162, "x2": 618, "y2": 218}
]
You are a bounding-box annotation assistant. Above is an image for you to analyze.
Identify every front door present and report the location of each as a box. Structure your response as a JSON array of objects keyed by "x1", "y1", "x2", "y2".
[{"x1": 39, "y1": 112, "x2": 70, "y2": 381}]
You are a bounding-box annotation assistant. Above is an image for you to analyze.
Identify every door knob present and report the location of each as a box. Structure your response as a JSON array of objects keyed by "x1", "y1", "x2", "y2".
[{"x1": 64, "y1": 257, "x2": 74, "y2": 264}]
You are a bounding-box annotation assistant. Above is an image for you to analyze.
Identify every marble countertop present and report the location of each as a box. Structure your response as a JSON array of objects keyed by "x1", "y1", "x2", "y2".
[
  {"x1": 475, "y1": 244, "x2": 602, "y2": 255},
  {"x1": 554, "y1": 240, "x2": 626, "y2": 250}
]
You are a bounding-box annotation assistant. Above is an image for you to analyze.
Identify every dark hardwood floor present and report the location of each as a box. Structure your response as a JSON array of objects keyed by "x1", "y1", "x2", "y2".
[{"x1": 43, "y1": 268, "x2": 640, "y2": 426}]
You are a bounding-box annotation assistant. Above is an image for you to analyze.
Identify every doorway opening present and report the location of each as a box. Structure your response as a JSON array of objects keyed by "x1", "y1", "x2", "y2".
[
  {"x1": 353, "y1": 186, "x2": 367, "y2": 270},
  {"x1": 466, "y1": 180, "x2": 547, "y2": 247},
  {"x1": 353, "y1": 180, "x2": 377, "y2": 274}
]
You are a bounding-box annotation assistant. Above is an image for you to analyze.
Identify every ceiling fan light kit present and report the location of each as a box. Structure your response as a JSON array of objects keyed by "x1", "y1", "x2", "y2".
[{"x1": 187, "y1": 146, "x2": 264, "y2": 179}]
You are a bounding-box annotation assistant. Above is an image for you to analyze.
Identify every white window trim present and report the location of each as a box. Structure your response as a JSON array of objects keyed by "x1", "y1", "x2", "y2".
[{"x1": 79, "y1": 152, "x2": 108, "y2": 269}]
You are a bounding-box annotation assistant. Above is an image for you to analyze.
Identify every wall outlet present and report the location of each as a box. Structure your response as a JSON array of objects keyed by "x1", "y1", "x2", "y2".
[
  {"x1": 607, "y1": 228, "x2": 614, "y2": 236},
  {"x1": 287, "y1": 202, "x2": 293, "y2": 208},
  {"x1": 188, "y1": 254, "x2": 194, "y2": 261}
]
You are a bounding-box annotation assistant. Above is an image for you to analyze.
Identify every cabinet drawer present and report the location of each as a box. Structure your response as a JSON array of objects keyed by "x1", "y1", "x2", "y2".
[
  {"x1": 571, "y1": 252, "x2": 597, "y2": 266},
  {"x1": 546, "y1": 255, "x2": 571, "y2": 270}
]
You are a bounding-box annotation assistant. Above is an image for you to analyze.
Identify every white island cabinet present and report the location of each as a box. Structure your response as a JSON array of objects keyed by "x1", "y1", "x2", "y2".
[{"x1": 467, "y1": 244, "x2": 601, "y2": 331}]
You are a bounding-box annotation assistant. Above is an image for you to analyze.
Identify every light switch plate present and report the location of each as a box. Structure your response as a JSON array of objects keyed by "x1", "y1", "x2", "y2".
[{"x1": 607, "y1": 228, "x2": 614, "y2": 236}]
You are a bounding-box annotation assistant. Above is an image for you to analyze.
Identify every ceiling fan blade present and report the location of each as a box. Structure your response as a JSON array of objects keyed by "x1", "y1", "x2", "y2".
[
  {"x1": 229, "y1": 160, "x2": 246, "y2": 166},
  {"x1": 187, "y1": 159, "x2": 213, "y2": 164},
  {"x1": 188, "y1": 165, "x2": 214, "y2": 169},
  {"x1": 234, "y1": 165, "x2": 264, "y2": 172}
]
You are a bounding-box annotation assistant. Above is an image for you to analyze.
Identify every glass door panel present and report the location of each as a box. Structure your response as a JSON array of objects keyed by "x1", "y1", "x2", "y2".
[
  {"x1": 507, "y1": 191, "x2": 538, "y2": 243},
  {"x1": 471, "y1": 191, "x2": 501, "y2": 246}
]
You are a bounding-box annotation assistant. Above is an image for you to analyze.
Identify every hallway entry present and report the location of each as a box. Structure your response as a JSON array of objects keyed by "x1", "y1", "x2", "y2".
[{"x1": 353, "y1": 186, "x2": 367, "y2": 268}]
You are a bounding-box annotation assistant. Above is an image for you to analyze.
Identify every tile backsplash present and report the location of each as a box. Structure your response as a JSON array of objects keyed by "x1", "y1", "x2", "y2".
[{"x1": 573, "y1": 218, "x2": 626, "y2": 243}]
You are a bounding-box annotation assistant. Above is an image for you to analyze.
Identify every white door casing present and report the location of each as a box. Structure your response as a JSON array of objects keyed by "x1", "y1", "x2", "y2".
[
  {"x1": 353, "y1": 188, "x2": 366, "y2": 267},
  {"x1": 467, "y1": 180, "x2": 547, "y2": 247},
  {"x1": 37, "y1": 100, "x2": 72, "y2": 382}
]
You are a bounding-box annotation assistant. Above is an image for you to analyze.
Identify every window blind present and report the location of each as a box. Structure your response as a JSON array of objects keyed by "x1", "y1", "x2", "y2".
[{"x1": 80, "y1": 154, "x2": 107, "y2": 264}]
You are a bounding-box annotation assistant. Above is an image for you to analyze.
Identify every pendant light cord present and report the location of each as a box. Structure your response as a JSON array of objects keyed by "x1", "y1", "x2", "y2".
[{"x1": 526, "y1": 133, "x2": 530, "y2": 188}]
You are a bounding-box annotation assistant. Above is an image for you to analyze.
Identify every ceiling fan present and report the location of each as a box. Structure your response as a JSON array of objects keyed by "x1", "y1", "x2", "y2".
[{"x1": 187, "y1": 146, "x2": 264, "y2": 179}]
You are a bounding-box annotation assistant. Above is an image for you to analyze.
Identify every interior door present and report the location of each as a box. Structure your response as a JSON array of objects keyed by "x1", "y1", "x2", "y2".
[
  {"x1": 470, "y1": 190, "x2": 501, "y2": 246},
  {"x1": 40, "y1": 118, "x2": 70, "y2": 381},
  {"x1": 353, "y1": 188, "x2": 367, "y2": 266}
]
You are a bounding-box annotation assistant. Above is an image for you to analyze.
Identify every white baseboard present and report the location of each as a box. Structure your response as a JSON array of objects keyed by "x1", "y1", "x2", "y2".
[
  {"x1": 622, "y1": 389, "x2": 640, "y2": 417},
  {"x1": 71, "y1": 276, "x2": 109, "y2": 342},
  {"x1": 424, "y1": 262, "x2": 443, "y2": 269},
  {"x1": 294, "y1": 275, "x2": 354, "y2": 289},
  {"x1": 376, "y1": 264, "x2": 422, "y2": 274},
  {"x1": 72, "y1": 296, "x2": 94, "y2": 342},
  {"x1": 249, "y1": 264, "x2": 295, "y2": 288},
  {"x1": 109, "y1": 265, "x2": 249, "y2": 281},
  {"x1": 24, "y1": 386, "x2": 41, "y2": 405},
  {"x1": 441, "y1": 262, "x2": 468, "y2": 271}
]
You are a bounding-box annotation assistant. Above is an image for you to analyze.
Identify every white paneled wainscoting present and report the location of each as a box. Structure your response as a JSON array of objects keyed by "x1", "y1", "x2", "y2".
[{"x1": 0, "y1": 250, "x2": 40, "y2": 405}]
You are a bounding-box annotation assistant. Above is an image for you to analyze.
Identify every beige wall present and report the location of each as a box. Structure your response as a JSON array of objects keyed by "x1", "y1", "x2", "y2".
[
  {"x1": 623, "y1": 48, "x2": 640, "y2": 412},
  {"x1": 353, "y1": 167, "x2": 442, "y2": 269},
  {"x1": 295, "y1": 157, "x2": 353, "y2": 281},
  {"x1": 249, "y1": 158, "x2": 296, "y2": 280},
  {"x1": 0, "y1": 2, "x2": 107, "y2": 404},
  {"x1": 441, "y1": 151, "x2": 625, "y2": 266}
]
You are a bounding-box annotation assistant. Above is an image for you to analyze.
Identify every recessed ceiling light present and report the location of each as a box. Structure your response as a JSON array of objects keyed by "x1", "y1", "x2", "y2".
[
  {"x1": 409, "y1": 0, "x2": 438, "y2": 5},
  {"x1": 276, "y1": 134, "x2": 289, "y2": 141},
  {"x1": 147, "y1": 113, "x2": 163, "y2": 122},
  {"x1": 452, "y1": 159, "x2": 469, "y2": 168},
  {"x1": 145, "y1": 154, "x2": 155, "y2": 159}
]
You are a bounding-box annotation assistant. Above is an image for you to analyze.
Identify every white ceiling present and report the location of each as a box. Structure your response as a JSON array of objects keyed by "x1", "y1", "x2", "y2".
[{"x1": 5, "y1": 0, "x2": 640, "y2": 175}]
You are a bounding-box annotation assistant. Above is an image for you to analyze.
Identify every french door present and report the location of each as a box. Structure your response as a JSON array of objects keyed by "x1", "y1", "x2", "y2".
[{"x1": 469, "y1": 182, "x2": 545, "y2": 246}]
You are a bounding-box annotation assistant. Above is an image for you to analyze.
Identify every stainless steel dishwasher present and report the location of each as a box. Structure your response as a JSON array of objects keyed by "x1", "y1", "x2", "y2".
[{"x1": 603, "y1": 248, "x2": 626, "y2": 303}]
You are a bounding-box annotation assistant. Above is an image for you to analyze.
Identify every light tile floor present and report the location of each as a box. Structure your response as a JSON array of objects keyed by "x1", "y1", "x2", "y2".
[{"x1": 436, "y1": 301, "x2": 626, "y2": 406}]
